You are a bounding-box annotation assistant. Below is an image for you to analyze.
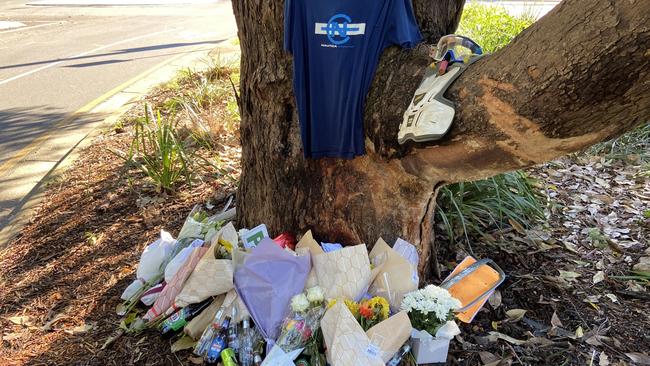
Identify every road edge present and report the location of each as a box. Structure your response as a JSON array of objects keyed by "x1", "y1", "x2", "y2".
[{"x1": 0, "y1": 40, "x2": 239, "y2": 251}]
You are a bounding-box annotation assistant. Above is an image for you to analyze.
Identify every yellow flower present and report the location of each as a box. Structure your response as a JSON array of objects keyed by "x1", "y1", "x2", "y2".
[
  {"x1": 344, "y1": 299, "x2": 359, "y2": 317},
  {"x1": 368, "y1": 296, "x2": 389, "y2": 320},
  {"x1": 218, "y1": 238, "x2": 234, "y2": 253},
  {"x1": 286, "y1": 319, "x2": 296, "y2": 330},
  {"x1": 327, "y1": 298, "x2": 360, "y2": 317}
]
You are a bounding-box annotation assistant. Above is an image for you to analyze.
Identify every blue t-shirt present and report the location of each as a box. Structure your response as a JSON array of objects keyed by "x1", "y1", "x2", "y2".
[{"x1": 284, "y1": 0, "x2": 422, "y2": 159}]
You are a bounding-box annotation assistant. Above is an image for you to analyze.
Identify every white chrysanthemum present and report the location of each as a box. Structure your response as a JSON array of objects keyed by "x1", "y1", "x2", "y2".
[
  {"x1": 290, "y1": 293, "x2": 310, "y2": 313},
  {"x1": 306, "y1": 286, "x2": 324, "y2": 303},
  {"x1": 400, "y1": 285, "x2": 461, "y2": 321}
]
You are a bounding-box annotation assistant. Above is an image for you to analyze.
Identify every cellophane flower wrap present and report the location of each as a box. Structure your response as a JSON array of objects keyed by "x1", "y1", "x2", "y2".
[
  {"x1": 276, "y1": 286, "x2": 326, "y2": 353},
  {"x1": 400, "y1": 285, "x2": 461, "y2": 336}
]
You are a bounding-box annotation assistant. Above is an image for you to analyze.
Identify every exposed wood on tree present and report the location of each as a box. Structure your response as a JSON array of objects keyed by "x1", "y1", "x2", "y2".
[{"x1": 231, "y1": 0, "x2": 649, "y2": 281}]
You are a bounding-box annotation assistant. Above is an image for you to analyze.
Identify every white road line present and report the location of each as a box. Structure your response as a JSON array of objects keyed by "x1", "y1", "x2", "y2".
[
  {"x1": 0, "y1": 22, "x2": 60, "y2": 34},
  {"x1": 0, "y1": 21, "x2": 26, "y2": 30},
  {"x1": 0, "y1": 28, "x2": 179, "y2": 86}
]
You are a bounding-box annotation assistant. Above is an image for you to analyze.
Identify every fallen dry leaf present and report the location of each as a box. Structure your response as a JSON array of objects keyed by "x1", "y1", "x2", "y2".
[
  {"x1": 479, "y1": 351, "x2": 499, "y2": 365},
  {"x1": 526, "y1": 337, "x2": 555, "y2": 347},
  {"x1": 8, "y1": 316, "x2": 31, "y2": 326},
  {"x1": 2, "y1": 332, "x2": 24, "y2": 342},
  {"x1": 605, "y1": 293, "x2": 618, "y2": 303},
  {"x1": 593, "y1": 271, "x2": 605, "y2": 284},
  {"x1": 505, "y1": 309, "x2": 527, "y2": 322},
  {"x1": 171, "y1": 334, "x2": 196, "y2": 353},
  {"x1": 487, "y1": 331, "x2": 527, "y2": 346},
  {"x1": 64, "y1": 323, "x2": 95, "y2": 335},
  {"x1": 559, "y1": 270, "x2": 581, "y2": 281},
  {"x1": 574, "y1": 326, "x2": 584, "y2": 339},
  {"x1": 488, "y1": 290, "x2": 502, "y2": 309},
  {"x1": 188, "y1": 356, "x2": 205, "y2": 365},
  {"x1": 625, "y1": 352, "x2": 650, "y2": 365},
  {"x1": 551, "y1": 312, "x2": 563, "y2": 328},
  {"x1": 599, "y1": 351, "x2": 610, "y2": 366}
]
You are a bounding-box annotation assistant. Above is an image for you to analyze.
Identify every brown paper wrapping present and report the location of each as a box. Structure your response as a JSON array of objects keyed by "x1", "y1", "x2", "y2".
[
  {"x1": 175, "y1": 227, "x2": 235, "y2": 307},
  {"x1": 313, "y1": 244, "x2": 371, "y2": 301},
  {"x1": 321, "y1": 302, "x2": 412, "y2": 365},
  {"x1": 368, "y1": 238, "x2": 418, "y2": 311},
  {"x1": 296, "y1": 230, "x2": 324, "y2": 289},
  {"x1": 365, "y1": 311, "x2": 412, "y2": 361}
]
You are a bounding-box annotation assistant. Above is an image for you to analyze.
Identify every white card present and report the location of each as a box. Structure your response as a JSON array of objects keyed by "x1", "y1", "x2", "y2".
[{"x1": 242, "y1": 224, "x2": 269, "y2": 249}]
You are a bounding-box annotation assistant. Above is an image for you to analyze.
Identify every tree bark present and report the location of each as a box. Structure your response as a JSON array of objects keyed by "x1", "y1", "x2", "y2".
[{"x1": 232, "y1": 0, "x2": 649, "y2": 281}]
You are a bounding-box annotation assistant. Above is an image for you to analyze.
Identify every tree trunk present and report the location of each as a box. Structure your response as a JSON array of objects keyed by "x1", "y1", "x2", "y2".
[{"x1": 232, "y1": 0, "x2": 649, "y2": 281}]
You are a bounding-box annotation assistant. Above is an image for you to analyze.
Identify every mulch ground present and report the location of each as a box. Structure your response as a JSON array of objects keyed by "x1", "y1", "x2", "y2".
[
  {"x1": 445, "y1": 154, "x2": 649, "y2": 366},
  {"x1": 0, "y1": 70, "x2": 647, "y2": 365},
  {"x1": 0, "y1": 67, "x2": 241, "y2": 365}
]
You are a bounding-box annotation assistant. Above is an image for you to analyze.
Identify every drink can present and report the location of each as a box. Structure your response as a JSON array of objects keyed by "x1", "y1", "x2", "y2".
[
  {"x1": 295, "y1": 359, "x2": 310, "y2": 366},
  {"x1": 221, "y1": 348, "x2": 238, "y2": 366}
]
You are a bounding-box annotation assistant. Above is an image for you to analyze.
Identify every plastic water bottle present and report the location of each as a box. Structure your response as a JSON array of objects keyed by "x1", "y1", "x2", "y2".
[
  {"x1": 194, "y1": 306, "x2": 228, "y2": 356},
  {"x1": 238, "y1": 319, "x2": 254, "y2": 366}
]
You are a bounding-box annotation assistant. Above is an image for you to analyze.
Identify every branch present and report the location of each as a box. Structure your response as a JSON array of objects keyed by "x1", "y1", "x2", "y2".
[{"x1": 373, "y1": 0, "x2": 649, "y2": 183}]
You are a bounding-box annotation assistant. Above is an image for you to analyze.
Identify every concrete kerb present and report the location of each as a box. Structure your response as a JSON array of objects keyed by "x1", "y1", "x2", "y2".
[{"x1": 0, "y1": 39, "x2": 241, "y2": 251}]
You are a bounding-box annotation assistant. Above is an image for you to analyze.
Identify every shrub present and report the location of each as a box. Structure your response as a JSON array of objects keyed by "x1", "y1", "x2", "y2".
[{"x1": 457, "y1": 3, "x2": 536, "y2": 53}]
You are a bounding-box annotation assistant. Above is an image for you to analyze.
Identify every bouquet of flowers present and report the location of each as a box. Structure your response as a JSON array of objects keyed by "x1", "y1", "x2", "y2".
[
  {"x1": 275, "y1": 286, "x2": 326, "y2": 352},
  {"x1": 400, "y1": 285, "x2": 460, "y2": 336},
  {"x1": 261, "y1": 286, "x2": 326, "y2": 366},
  {"x1": 401, "y1": 285, "x2": 462, "y2": 364},
  {"x1": 117, "y1": 206, "x2": 221, "y2": 318},
  {"x1": 358, "y1": 296, "x2": 390, "y2": 331},
  {"x1": 327, "y1": 296, "x2": 390, "y2": 331}
]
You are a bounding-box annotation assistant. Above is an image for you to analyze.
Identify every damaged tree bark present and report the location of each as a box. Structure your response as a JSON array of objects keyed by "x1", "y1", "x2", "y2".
[{"x1": 231, "y1": 0, "x2": 649, "y2": 281}]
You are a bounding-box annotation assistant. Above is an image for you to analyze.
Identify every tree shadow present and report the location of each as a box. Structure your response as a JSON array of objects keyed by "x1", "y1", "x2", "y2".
[
  {"x1": 0, "y1": 106, "x2": 107, "y2": 230},
  {"x1": 0, "y1": 106, "x2": 101, "y2": 164},
  {"x1": 0, "y1": 40, "x2": 226, "y2": 71}
]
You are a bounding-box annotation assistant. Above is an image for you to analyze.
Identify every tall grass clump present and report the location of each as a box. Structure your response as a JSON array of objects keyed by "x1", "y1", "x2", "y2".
[
  {"x1": 457, "y1": 3, "x2": 536, "y2": 53},
  {"x1": 437, "y1": 172, "x2": 545, "y2": 246},
  {"x1": 120, "y1": 106, "x2": 192, "y2": 192},
  {"x1": 589, "y1": 122, "x2": 650, "y2": 163}
]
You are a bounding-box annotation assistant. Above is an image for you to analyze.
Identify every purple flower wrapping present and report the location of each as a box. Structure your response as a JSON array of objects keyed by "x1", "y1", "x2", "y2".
[{"x1": 234, "y1": 238, "x2": 311, "y2": 342}]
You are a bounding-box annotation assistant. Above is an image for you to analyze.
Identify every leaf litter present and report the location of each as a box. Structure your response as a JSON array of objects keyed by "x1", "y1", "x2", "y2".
[{"x1": 443, "y1": 151, "x2": 649, "y2": 365}]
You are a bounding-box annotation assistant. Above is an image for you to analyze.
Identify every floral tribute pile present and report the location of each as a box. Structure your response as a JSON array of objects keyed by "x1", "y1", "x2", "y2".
[{"x1": 116, "y1": 206, "x2": 502, "y2": 365}]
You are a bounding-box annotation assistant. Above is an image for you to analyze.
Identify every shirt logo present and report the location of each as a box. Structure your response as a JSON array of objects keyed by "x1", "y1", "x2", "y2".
[{"x1": 315, "y1": 14, "x2": 366, "y2": 47}]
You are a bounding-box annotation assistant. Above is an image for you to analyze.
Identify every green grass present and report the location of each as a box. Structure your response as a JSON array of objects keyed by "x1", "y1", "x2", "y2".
[
  {"x1": 437, "y1": 171, "x2": 545, "y2": 247},
  {"x1": 457, "y1": 3, "x2": 536, "y2": 53},
  {"x1": 120, "y1": 106, "x2": 193, "y2": 192},
  {"x1": 436, "y1": 4, "x2": 542, "y2": 248},
  {"x1": 588, "y1": 122, "x2": 650, "y2": 163},
  {"x1": 111, "y1": 55, "x2": 242, "y2": 193}
]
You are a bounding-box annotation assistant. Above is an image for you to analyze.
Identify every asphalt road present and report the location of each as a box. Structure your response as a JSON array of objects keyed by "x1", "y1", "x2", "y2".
[{"x1": 0, "y1": 0, "x2": 237, "y2": 231}]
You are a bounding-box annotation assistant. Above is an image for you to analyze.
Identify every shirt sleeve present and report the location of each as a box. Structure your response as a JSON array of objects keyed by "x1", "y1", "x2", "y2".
[
  {"x1": 385, "y1": 0, "x2": 422, "y2": 48},
  {"x1": 283, "y1": 0, "x2": 294, "y2": 53}
]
